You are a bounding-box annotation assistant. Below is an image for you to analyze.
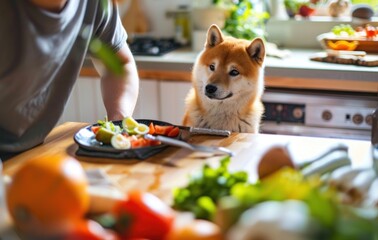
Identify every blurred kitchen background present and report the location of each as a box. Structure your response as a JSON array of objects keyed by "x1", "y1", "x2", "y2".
[{"x1": 119, "y1": 0, "x2": 378, "y2": 52}]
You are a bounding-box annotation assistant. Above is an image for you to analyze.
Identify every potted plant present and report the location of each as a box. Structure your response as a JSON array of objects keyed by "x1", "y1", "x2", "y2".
[
  {"x1": 284, "y1": 0, "x2": 318, "y2": 18},
  {"x1": 222, "y1": 0, "x2": 270, "y2": 40}
]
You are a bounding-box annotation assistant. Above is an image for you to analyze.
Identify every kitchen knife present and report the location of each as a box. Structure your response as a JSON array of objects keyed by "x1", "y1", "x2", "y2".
[
  {"x1": 145, "y1": 134, "x2": 234, "y2": 156},
  {"x1": 176, "y1": 125, "x2": 231, "y2": 137}
]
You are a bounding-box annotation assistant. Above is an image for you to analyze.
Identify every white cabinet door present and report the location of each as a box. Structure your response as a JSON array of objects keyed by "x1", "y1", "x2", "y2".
[
  {"x1": 58, "y1": 76, "x2": 106, "y2": 124},
  {"x1": 58, "y1": 78, "x2": 160, "y2": 124},
  {"x1": 159, "y1": 81, "x2": 192, "y2": 125},
  {"x1": 133, "y1": 79, "x2": 159, "y2": 120}
]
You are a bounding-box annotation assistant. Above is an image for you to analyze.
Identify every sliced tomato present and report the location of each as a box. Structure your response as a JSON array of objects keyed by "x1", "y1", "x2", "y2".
[
  {"x1": 149, "y1": 140, "x2": 161, "y2": 146},
  {"x1": 112, "y1": 190, "x2": 175, "y2": 240},
  {"x1": 167, "y1": 127, "x2": 180, "y2": 137},
  {"x1": 154, "y1": 125, "x2": 174, "y2": 136},
  {"x1": 365, "y1": 25, "x2": 377, "y2": 38},
  {"x1": 131, "y1": 138, "x2": 145, "y2": 148},
  {"x1": 148, "y1": 122, "x2": 156, "y2": 135},
  {"x1": 91, "y1": 126, "x2": 101, "y2": 135}
]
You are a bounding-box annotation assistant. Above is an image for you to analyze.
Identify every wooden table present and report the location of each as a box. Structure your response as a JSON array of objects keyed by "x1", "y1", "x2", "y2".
[{"x1": 3, "y1": 122, "x2": 374, "y2": 205}]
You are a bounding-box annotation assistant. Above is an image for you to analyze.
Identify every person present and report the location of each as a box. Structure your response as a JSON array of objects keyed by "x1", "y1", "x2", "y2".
[{"x1": 0, "y1": 0, "x2": 139, "y2": 160}]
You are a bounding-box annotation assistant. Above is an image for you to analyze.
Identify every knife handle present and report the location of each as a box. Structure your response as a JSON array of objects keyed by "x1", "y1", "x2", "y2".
[
  {"x1": 372, "y1": 109, "x2": 378, "y2": 145},
  {"x1": 190, "y1": 127, "x2": 231, "y2": 137}
]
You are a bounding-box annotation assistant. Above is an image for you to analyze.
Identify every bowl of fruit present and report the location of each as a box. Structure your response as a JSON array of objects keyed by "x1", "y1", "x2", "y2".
[{"x1": 317, "y1": 24, "x2": 378, "y2": 53}]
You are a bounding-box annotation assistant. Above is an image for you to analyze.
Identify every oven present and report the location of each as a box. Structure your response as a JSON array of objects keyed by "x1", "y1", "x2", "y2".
[{"x1": 261, "y1": 88, "x2": 378, "y2": 140}]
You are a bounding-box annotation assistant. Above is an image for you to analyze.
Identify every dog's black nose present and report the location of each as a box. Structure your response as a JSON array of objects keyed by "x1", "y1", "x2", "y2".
[{"x1": 205, "y1": 84, "x2": 217, "y2": 94}]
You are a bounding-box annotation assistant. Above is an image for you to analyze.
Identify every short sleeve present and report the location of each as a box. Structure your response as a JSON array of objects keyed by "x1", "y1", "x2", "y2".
[{"x1": 93, "y1": 1, "x2": 127, "y2": 53}]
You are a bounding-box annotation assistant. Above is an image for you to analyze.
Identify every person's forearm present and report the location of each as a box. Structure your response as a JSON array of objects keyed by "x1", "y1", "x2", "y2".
[
  {"x1": 101, "y1": 62, "x2": 139, "y2": 121},
  {"x1": 100, "y1": 45, "x2": 139, "y2": 121}
]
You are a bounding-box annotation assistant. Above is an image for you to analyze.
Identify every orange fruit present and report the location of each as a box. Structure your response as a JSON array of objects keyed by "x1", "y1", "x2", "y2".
[
  {"x1": 6, "y1": 154, "x2": 89, "y2": 235},
  {"x1": 165, "y1": 219, "x2": 223, "y2": 240}
]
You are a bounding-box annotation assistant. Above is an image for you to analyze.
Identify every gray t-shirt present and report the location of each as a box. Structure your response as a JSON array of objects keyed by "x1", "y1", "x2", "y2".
[{"x1": 0, "y1": 0, "x2": 127, "y2": 152}]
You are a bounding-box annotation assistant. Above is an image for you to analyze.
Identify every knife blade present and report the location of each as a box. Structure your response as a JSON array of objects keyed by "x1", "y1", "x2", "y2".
[
  {"x1": 176, "y1": 125, "x2": 231, "y2": 137},
  {"x1": 145, "y1": 134, "x2": 234, "y2": 156}
]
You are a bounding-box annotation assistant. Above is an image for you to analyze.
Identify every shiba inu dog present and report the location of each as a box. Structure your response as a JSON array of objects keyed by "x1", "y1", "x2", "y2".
[{"x1": 183, "y1": 24, "x2": 266, "y2": 133}]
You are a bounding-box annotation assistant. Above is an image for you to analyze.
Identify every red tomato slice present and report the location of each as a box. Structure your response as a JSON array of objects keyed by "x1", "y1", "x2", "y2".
[
  {"x1": 112, "y1": 190, "x2": 175, "y2": 240},
  {"x1": 131, "y1": 138, "x2": 150, "y2": 148},
  {"x1": 154, "y1": 125, "x2": 174, "y2": 136},
  {"x1": 167, "y1": 127, "x2": 180, "y2": 137},
  {"x1": 148, "y1": 122, "x2": 156, "y2": 135},
  {"x1": 91, "y1": 126, "x2": 101, "y2": 135},
  {"x1": 149, "y1": 140, "x2": 161, "y2": 146},
  {"x1": 365, "y1": 25, "x2": 377, "y2": 38}
]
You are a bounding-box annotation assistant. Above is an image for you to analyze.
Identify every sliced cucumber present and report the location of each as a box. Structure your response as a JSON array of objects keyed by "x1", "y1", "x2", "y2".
[
  {"x1": 134, "y1": 123, "x2": 149, "y2": 135},
  {"x1": 111, "y1": 134, "x2": 131, "y2": 149}
]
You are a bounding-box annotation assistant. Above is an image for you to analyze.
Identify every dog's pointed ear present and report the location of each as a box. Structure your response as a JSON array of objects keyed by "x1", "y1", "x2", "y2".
[
  {"x1": 247, "y1": 38, "x2": 265, "y2": 65},
  {"x1": 205, "y1": 24, "x2": 224, "y2": 48}
]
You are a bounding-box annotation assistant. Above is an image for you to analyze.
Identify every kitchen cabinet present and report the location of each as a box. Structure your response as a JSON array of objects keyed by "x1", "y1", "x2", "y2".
[
  {"x1": 58, "y1": 77, "x2": 107, "y2": 125},
  {"x1": 58, "y1": 77, "x2": 191, "y2": 125},
  {"x1": 159, "y1": 81, "x2": 191, "y2": 125}
]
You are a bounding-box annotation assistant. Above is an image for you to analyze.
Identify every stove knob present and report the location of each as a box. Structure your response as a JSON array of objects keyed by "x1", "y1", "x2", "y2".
[
  {"x1": 293, "y1": 107, "x2": 303, "y2": 119},
  {"x1": 276, "y1": 104, "x2": 283, "y2": 112},
  {"x1": 352, "y1": 113, "x2": 363, "y2": 125},
  {"x1": 365, "y1": 114, "x2": 373, "y2": 126},
  {"x1": 322, "y1": 110, "x2": 332, "y2": 121}
]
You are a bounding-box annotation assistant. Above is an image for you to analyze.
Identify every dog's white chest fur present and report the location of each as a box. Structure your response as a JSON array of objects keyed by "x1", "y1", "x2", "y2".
[{"x1": 192, "y1": 99, "x2": 259, "y2": 133}]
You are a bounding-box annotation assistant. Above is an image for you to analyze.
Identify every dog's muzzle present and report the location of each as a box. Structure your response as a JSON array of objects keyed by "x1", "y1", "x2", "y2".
[{"x1": 205, "y1": 84, "x2": 233, "y2": 100}]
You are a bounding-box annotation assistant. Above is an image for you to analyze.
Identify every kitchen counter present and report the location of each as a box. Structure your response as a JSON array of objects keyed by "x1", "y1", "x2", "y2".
[
  {"x1": 1, "y1": 122, "x2": 374, "y2": 238},
  {"x1": 3, "y1": 122, "x2": 373, "y2": 203},
  {"x1": 81, "y1": 48, "x2": 378, "y2": 93}
]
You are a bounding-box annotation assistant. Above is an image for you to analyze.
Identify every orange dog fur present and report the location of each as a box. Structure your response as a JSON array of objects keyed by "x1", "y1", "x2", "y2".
[{"x1": 183, "y1": 24, "x2": 266, "y2": 133}]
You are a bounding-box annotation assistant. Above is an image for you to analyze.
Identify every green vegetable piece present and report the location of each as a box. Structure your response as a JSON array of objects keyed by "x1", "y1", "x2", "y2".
[
  {"x1": 172, "y1": 156, "x2": 249, "y2": 220},
  {"x1": 89, "y1": 38, "x2": 124, "y2": 76},
  {"x1": 122, "y1": 116, "x2": 139, "y2": 130}
]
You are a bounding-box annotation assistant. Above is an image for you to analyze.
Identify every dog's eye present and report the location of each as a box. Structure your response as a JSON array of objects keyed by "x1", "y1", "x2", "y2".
[
  {"x1": 209, "y1": 64, "x2": 215, "y2": 71},
  {"x1": 229, "y1": 69, "x2": 239, "y2": 76}
]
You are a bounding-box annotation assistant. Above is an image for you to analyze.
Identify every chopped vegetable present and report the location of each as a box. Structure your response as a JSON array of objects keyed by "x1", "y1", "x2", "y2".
[
  {"x1": 91, "y1": 126, "x2": 101, "y2": 135},
  {"x1": 167, "y1": 127, "x2": 180, "y2": 137},
  {"x1": 95, "y1": 127, "x2": 115, "y2": 145},
  {"x1": 154, "y1": 125, "x2": 174, "y2": 136},
  {"x1": 148, "y1": 122, "x2": 156, "y2": 135},
  {"x1": 130, "y1": 138, "x2": 150, "y2": 148},
  {"x1": 111, "y1": 190, "x2": 175, "y2": 240},
  {"x1": 122, "y1": 116, "x2": 139, "y2": 130},
  {"x1": 134, "y1": 123, "x2": 149, "y2": 135},
  {"x1": 172, "y1": 157, "x2": 248, "y2": 220},
  {"x1": 111, "y1": 134, "x2": 131, "y2": 150}
]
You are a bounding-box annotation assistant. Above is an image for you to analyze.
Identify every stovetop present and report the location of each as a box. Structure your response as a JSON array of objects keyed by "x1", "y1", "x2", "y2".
[{"x1": 128, "y1": 37, "x2": 183, "y2": 56}]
